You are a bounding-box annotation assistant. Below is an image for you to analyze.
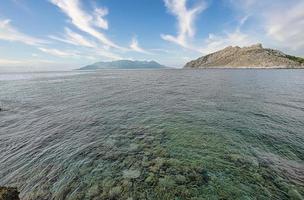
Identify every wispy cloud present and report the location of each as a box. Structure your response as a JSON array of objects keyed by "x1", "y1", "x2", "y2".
[
  {"x1": 49, "y1": 28, "x2": 96, "y2": 48},
  {"x1": 229, "y1": 0, "x2": 304, "y2": 53},
  {"x1": 0, "y1": 19, "x2": 46, "y2": 46},
  {"x1": 38, "y1": 47, "x2": 78, "y2": 57},
  {"x1": 50, "y1": 0, "x2": 123, "y2": 50},
  {"x1": 0, "y1": 58, "x2": 57, "y2": 66},
  {"x1": 199, "y1": 30, "x2": 256, "y2": 54},
  {"x1": 129, "y1": 37, "x2": 151, "y2": 54},
  {"x1": 40, "y1": 46, "x2": 123, "y2": 60},
  {"x1": 161, "y1": 0, "x2": 207, "y2": 48},
  {"x1": 160, "y1": 0, "x2": 304, "y2": 56},
  {"x1": 265, "y1": 1, "x2": 304, "y2": 50},
  {"x1": 0, "y1": 58, "x2": 23, "y2": 65},
  {"x1": 93, "y1": 7, "x2": 109, "y2": 30},
  {"x1": 0, "y1": 57, "x2": 80, "y2": 72},
  {"x1": 48, "y1": 0, "x2": 130, "y2": 60},
  {"x1": 198, "y1": 14, "x2": 256, "y2": 54},
  {"x1": 161, "y1": 0, "x2": 254, "y2": 54}
]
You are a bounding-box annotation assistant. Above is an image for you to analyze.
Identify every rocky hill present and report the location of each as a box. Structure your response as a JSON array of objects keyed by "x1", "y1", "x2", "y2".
[
  {"x1": 184, "y1": 44, "x2": 304, "y2": 68},
  {"x1": 79, "y1": 60, "x2": 167, "y2": 70}
]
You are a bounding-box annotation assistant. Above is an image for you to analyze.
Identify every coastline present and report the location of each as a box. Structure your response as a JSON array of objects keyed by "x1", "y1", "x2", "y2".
[{"x1": 183, "y1": 66, "x2": 304, "y2": 69}]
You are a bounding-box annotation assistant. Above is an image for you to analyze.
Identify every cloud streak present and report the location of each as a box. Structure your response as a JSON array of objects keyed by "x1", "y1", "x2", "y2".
[
  {"x1": 50, "y1": 0, "x2": 123, "y2": 50},
  {"x1": 49, "y1": 28, "x2": 96, "y2": 48},
  {"x1": 161, "y1": 0, "x2": 207, "y2": 48},
  {"x1": 38, "y1": 47, "x2": 79, "y2": 57},
  {"x1": 0, "y1": 19, "x2": 46, "y2": 46},
  {"x1": 129, "y1": 37, "x2": 151, "y2": 54}
]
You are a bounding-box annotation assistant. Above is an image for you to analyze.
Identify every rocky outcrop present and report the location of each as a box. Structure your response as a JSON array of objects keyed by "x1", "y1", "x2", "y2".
[
  {"x1": 0, "y1": 187, "x2": 20, "y2": 200},
  {"x1": 184, "y1": 44, "x2": 304, "y2": 68}
]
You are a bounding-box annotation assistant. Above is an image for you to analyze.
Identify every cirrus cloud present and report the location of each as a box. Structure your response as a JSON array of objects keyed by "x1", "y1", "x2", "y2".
[
  {"x1": 0, "y1": 19, "x2": 47, "y2": 46},
  {"x1": 229, "y1": 0, "x2": 304, "y2": 54},
  {"x1": 161, "y1": 0, "x2": 207, "y2": 48},
  {"x1": 50, "y1": 0, "x2": 124, "y2": 50},
  {"x1": 49, "y1": 28, "x2": 96, "y2": 48},
  {"x1": 129, "y1": 37, "x2": 152, "y2": 55}
]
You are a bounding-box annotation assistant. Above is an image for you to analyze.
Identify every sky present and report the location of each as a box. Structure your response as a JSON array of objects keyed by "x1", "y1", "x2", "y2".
[{"x1": 0, "y1": 0, "x2": 304, "y2": 71}]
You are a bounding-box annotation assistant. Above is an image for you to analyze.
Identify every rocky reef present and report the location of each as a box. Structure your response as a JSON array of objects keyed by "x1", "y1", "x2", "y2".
[
  {"x1": 88, "y1": 127, "x2": 210, "y2": 199},
  {"x1": 184, "y1": 44, "x2": 304, "y2": 68},
  {"x1": 0, "y1": 187, "x2": 20, "y2": 200}
]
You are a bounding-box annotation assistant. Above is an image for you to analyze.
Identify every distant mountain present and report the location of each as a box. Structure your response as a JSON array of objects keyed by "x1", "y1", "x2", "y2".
[
  {"x1": 79, "y1": 60, "x2": 167, "y2": 70},
  {"x1": 184, "y1": 44, "x2": 304, "y2": 68}
]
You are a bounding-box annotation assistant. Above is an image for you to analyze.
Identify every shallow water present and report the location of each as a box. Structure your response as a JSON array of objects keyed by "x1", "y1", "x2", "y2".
[{"x1": 0, "y1": 69, "x2": 304, "y2": 199}]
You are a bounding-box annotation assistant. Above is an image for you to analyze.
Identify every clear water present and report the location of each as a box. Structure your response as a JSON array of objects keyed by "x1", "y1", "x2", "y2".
[{"x1": 0, "y1": 69, "x2": 303, "y2": 199}]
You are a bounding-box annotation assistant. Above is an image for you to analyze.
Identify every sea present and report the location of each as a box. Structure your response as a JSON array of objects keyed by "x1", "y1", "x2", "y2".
[{"x1": 0, "y1": 69, "x2": 303, "y2": 199}]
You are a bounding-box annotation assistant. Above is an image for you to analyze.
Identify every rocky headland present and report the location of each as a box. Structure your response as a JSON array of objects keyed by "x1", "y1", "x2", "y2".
[{"x1": 184, "y1": 44, "x2": 304, "y2": 68}]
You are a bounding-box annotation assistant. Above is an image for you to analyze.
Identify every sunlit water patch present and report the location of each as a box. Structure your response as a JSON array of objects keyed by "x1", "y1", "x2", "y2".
[{"x1": 0, "y1": 69, "x2": 304, "y2": 199}]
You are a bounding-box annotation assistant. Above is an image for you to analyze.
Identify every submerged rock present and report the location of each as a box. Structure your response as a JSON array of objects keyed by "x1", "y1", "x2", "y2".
[
  {"x1": 108, "y1": 186, "x2": 122, "y2": 200},
  {"x1": 158, "y1": 176, "x2": 176, "y2": 188},
  {"x1": 288, "y1": 188, "x2": 303, "y2": 200},
  {"x1": 123, "y1": 169, "x2": 141, "y2": 179},
  {"x1": 0, "y1": 187, "x2": 20, "y2": 200}
]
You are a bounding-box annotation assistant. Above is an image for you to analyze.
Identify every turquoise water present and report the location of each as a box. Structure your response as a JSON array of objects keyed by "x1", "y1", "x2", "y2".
[{"x1": 0, "y1": 69, "x2": 303, "y2": 199}]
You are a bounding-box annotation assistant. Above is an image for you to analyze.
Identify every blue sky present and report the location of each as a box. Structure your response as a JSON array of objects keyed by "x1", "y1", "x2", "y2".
[{"x1": 0, "y1": 0, "x2": 303, "y2": 71}]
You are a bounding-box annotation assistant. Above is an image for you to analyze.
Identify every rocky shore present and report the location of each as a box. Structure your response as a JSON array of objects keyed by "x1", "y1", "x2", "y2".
[
  {"x1": 184, "y1": 44, "x2": 304, "y2": 68},
  {"x1": 0, "y1": 187, "x2": 20, "y2": 200}
]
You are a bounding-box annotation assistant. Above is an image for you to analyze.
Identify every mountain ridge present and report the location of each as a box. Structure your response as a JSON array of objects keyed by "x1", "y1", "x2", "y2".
[
  {"x1": 184, "y1": 44, "x2": 304, "y2": 68},
  {"x1": 79, "y1": 60, "x2": 167, "y2": 70}
]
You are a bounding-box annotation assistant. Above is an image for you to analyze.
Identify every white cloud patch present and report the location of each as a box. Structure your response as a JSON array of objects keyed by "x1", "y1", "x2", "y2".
[
  {"x1": 0, "y1": 19, "x2": 46, "y2": 46},
  {"x1": 50, "y1": 0, "x2": 123, "y2": 49},
  {"x1": 94, "y1": 7, "x2": 109, "y2": 30},
  {"x1": 49, "y1": 28, "x2": 96, "y2": 48},
  {"x1": 129, "y1": 37, "x2": 151, "y2": 54},
  {"x1": 161, "y1": 0, "x2": 207, "y2": 48}
]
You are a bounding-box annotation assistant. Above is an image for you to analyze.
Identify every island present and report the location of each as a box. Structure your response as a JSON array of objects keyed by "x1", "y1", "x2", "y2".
[
  {"x1": 184, "y1": 44, "x2": 304, "y2": 68},
  {"x1": 79, "y1": 60, "x2": 167, "y2": 70}
]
